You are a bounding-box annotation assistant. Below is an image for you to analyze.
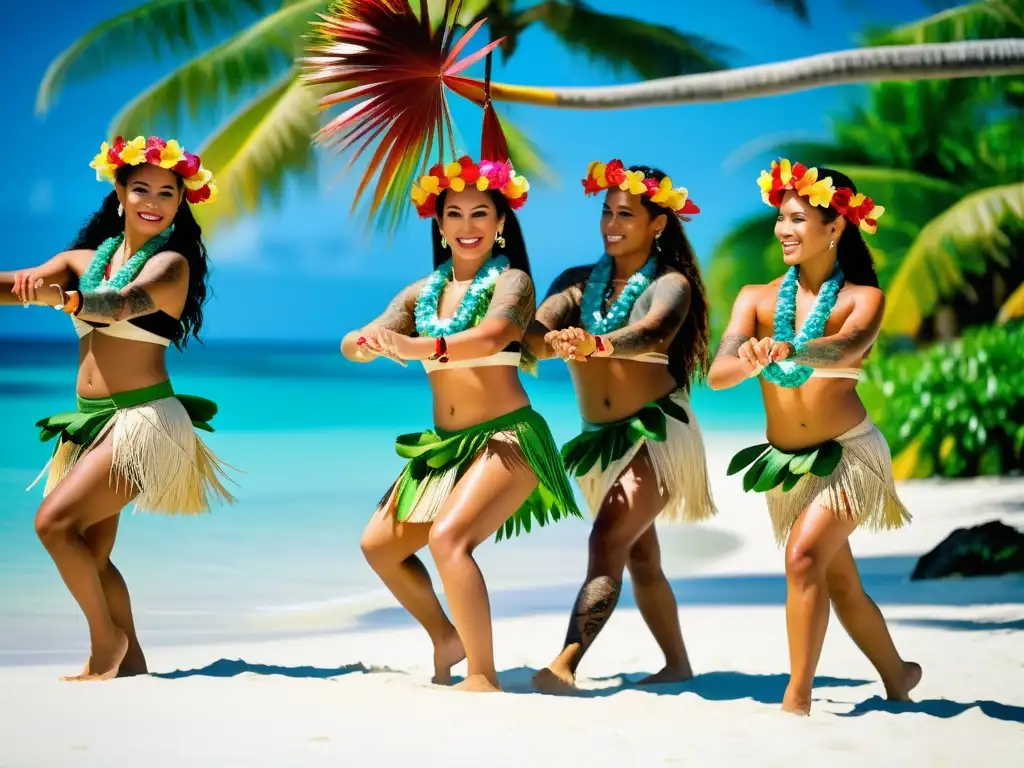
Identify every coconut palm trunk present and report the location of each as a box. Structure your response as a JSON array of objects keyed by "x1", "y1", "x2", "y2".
[{"x1": 482, "y1": 39, "x2": 1024, "y2": 108}]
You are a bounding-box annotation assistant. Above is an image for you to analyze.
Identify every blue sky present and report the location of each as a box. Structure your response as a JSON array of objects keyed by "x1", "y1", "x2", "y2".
[{"x1": 0, "y1": 0, "x2": 935, "y2": 341}]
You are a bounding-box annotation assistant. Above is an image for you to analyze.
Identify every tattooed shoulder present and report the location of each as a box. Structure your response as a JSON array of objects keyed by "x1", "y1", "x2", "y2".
[
  {"x1": 545, "y1": 265, "x2": 591, "y2": 301},
  {"x1": 490, "y1": 268, "x2": 536, "y2": 330}
]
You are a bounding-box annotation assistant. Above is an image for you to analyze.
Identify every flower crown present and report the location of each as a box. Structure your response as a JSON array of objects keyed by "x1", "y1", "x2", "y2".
[
  {"x1": 582, "y1": 160, "x2": 700, "y2": 218},
  {"x1": 90, "y1": 136, "x2": 218, "y2": 205},
  {"x1": 757, "y1": 159, "x2": 883, "y2": 234},
  {"x1": 410, "y1": 156, "x2": 529, "y2": 218}
]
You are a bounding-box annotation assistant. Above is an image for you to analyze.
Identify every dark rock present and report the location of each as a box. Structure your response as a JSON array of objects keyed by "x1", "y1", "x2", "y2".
[{"x1": 911, "y1": 520, "x2": 1024, "y2": 580}]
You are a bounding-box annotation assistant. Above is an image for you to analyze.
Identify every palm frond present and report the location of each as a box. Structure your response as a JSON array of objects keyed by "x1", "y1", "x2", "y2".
[
  {"x1": 996, "y1": 280, "x2": 1024, "y2": 324},
  {"x1": 301, "y1": 0, "x2": 503, "y2": 231},
  {"x1": 758, "y1": 0, "x2": 810, "y2": 22},
  {"x1": 517, "y1": 1, "x2": 731, "y2": 80},
  {"x1": 193, "y1": 69, "x2": 322, "y2": 236},
  {"x1": 36, "y1": 0, "x2": 276, "y2": 114},
  {"x1": 864, "y1": 0, "x2": 1024, "y2": 46},
  {"x1": 110, "y1": 0, "x2": 326, "y2": 137},
  {"x1": 883, "y1": 181, "x2": 1024, "y2": 336}
]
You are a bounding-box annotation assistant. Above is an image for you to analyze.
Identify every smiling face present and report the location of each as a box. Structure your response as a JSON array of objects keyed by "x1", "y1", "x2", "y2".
[
  {"x1": 774, "y1": 190, "x2": 844, "y2": 265},
  {"x1": 600, "y1": 188, "x2": 666, "y2": 258},
  {"x1": 116, "y1": 164, "x2": 183, "y2": 238},
  {"x1": 436, "y1": 187, "x2": 504, "y2": 262}
]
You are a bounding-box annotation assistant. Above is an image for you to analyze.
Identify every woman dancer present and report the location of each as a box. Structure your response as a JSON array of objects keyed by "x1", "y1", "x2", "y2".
[
  {"x1": 1, "y1": 135, "x2": 233, "y2": 680},
  {"x1": 341, "y1": 157, "x2": 581, "y2": 693},
  {"x1": 709, "y1": 159, "x2": 920, "y2": 715},
  {"x1": 525, "y1": 160, "x2": 717, "y2": 692}
]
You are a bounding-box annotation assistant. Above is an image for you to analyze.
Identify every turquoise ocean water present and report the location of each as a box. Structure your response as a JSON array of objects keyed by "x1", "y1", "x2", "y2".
[{"x1": 0, "y1": 338, "x2": 767, "y2": 664}]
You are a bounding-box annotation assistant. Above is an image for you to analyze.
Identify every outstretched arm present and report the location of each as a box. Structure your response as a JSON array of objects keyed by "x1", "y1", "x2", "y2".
[
  {"x1": 1, "y1": 252, "x2": 80, "y2": 307},
  {"x1": 340, "y1": 279, "x2": 423, "y2": 363},
  {"x1": 785, "y1": 287, "x2": 884, "y2": 368},
  {"x1": 61, "y1": 252, "x2": 188, "y2": 322},
  {"x1": 524, "y1": 267, "x2": 587, "y2": 360},
  {"x1": 707, "y1": 286, "x2": 761, "y2": 390},
  {"x1": 598, "y1": 272, "x2": 691, "y2": 358}
]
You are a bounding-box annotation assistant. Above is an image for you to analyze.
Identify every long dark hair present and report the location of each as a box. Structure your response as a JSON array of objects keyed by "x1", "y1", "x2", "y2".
[
  {"x1": 68, "y1": 164, "x2": 210, "y2": 348},
  {"x1": 430, "y1": 189, "x2": 532, "y2": 278},
  {"x1": 816, "y1": 167, "x2": 880, "y2": 288},
  {"x1": 630, "y1": 165, "x2": 712, "y2": 389}
]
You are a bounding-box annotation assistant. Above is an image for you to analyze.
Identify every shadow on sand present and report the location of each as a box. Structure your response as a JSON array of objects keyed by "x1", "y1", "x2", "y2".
[
  {"x1": 490, "y1": 667, "x2": 871, "y2": 704},
  {"x1": 152, "y1": 658, "x2": 401, "y2": 680},
  {"x1": 836, "y1": 696, "x2": 1024, "y2": 723}
]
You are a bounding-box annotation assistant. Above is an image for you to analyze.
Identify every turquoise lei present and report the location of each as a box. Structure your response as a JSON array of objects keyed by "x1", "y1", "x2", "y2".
[
  {"x1": 414, "y1": 256, "x2": 508, "y2": 337},
  {"x1": 79, "y1": 226, "x2": 175, "y2": 293},
  {"x1": 760, "y1": 264, "x2": 845, "y2": 388},
  {"x1": 581, "y1": 254, "x2": 657, "y2": 334}
]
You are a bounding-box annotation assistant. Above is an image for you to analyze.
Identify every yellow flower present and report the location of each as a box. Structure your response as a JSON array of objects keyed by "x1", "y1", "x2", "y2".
[
  {"x1": 410, "y1": 183, "x2": 429, "y2": 205},
  {"x1": 119, "y1": 136, "x2": 147, "y2": 166},
  {"x1": 849, "y1": 192, "x2": 867, "y2": 208},
  {"x1": 184, "y1": 166, "x2": 213, "y2": 190},
  {"x1": 448, "y1": 176, "x2": 466, "y2": 193},
  {"x1": 621, "y1": 170, "x2": 647, "y2": 195},
  {"x1": 777, "y1": 158, "x2": 793, "y2": 186},
  {"x1": 650, "y1": 176, "x2": 673, "y2": 204},
  {"x1": 90, "y1": 142, "x2": 116, "y2": 182},
  {"x1": 418, "y1": 174, "x2": 441, "y2": 195},
  {"x1": 591, "y1": 162, "x2": 607, "y2": 187},
  {"x1": 793, "y1": 166, "x2": 819, "y2": 192},
  {"x1": 444, "y1": 162, "x2": 462, "y2": 179},
  {"x1": 801, "y1": 177, "x2": 835, "y2": 208},
  {"x1": 159, "y1": 140, "x2": 185, "y2": 169},
  {"x1": 205, "y1": 181, "x2": 218, "y2": 204},
  {"x1": 860, "y1": 205, "x2": 884, "y2": 233},
  {"x1": 757, "y1": 170, "x2": 774, "y2": 202},
  {"x1": 476, "y1": 176, "x2": 490, "y2": 191},
  {"x1": 505, "y1": 175, "x2": 529, "y2": 199}
]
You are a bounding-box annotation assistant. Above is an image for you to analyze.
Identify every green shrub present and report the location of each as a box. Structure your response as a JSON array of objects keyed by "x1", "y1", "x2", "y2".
[{"x1": 865, "y1": 322, "x2": 1024, "y2": 479}]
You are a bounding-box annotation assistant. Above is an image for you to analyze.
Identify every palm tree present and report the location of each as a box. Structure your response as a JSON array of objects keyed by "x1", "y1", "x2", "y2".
[
  {"x1": 706, "y1": 0, "x2": 1024, "y2": 341},
  {"x1": 39, "y1": 0, "x2": 781, "y2": 233}
]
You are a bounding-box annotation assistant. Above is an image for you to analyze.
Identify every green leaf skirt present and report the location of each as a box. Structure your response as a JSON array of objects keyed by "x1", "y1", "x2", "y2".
[
  {"x1": 727, "y1": 417, "x2": 912, "y2": 545},
  {"x1": 561, "y1": 392, "x2": 717, "y2": 523},
  {"x1": 31, "y1": 380, "x2": 235, "y2": 515},
  {"x1": 384, "y1": 405, "x2": 583, "y2": 542}
]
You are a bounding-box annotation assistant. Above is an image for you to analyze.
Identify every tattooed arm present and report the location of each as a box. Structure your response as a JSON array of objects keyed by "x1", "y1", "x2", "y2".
[
  {"x1": 65, "y1": 252, "x2": 188, "y2": 323},
  {"x1": 340, "y1": 278, "x2": 424, "y2": 362},
  {"x1": 595, "y1": 272, "x2": 691, "y2": 358},
  {"x1": 707, "y1": 285, "x2": 762, "y2": 390},
  {"x1": 785, "y1": 286, "x2": 884, "y2": 368},
  {"x1": 523, "y1": 266, "x2": 587, "y2": 360}
]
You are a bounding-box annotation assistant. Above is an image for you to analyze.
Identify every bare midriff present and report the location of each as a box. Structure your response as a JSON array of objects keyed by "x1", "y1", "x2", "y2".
[
  {"x1": 427, "y1": 365, "x2": 531, "y2": 431},
  {"x1": 75, "y1": 334, "x2": 170, "y2": 399},
  {"x1": 567, "y1": 357, "x2": 679, "y2": 425}
]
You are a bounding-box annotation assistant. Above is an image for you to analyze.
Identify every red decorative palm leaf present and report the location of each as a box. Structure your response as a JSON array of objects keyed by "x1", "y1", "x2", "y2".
[{"x1": 302, "y1": 0, "x2": 504, "y2": 229}]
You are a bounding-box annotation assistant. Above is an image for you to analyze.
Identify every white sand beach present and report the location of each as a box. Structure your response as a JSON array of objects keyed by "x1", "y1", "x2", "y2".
[{"x1": 2, "y1": 439, "x2": 1022, "y2": 767}]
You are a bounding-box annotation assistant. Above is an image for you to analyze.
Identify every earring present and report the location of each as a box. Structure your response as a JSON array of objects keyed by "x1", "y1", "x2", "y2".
[
  {"x1": 441, "y1": 235, "x2": 448, "y2": 248},
  {"x1": 655, "y1": 230, "x2": 663, "y2": 252},
  {"x1": 117, "y1": 203, "x2": 124, "y2": 217},
  {"x1": 829, "y1": 240, "x2": 835, "y2": 250},
  {"x1": 495, "y1": 231, "x2": 506, "y2": 248}
]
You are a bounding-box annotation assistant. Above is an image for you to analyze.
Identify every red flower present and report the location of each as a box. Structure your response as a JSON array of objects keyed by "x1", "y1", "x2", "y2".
[
  {"x1": 185, "y1": 185, "x2": 210, "y2": 204},
  {"x1": 791, "y1": 162, "x2": 807, "y2": 180},
  {"x1": 173, "y1": 152, "x2": 202, "y2": 178},
  {"x1": 830, "y1": 187, "x2": 853, "y2": 212},
  {"x1": 680, "y1": 199, "x2": 700, "y2": 215},
  {"x1": 508, "y1": 192, "x2": 528, "y2": 210},
  {"x1": 146, "y1": 136, "x2": 167, "y2": 150},
  {"x1": 642, "y1": 178, "x2": 660, "y2": 197},
  {"x1": 145, "y1": 147, "x2": 164, "y2": 164},
  {"x1": 415, "y1": 193, "x2": 437, "y2": 218},
  {"x1": 581, "y1": 176, "x2": 603, "y2": 195},
  {"x1": 458, "y1": 156, "x2": 480, "y2": 184},
  {"x1": 604, "y1": 159, "x2": 626, "y2": 187},
  {"x1": 108, "y1": 136, "x2": 127, "y2": 166},
  {"x1": 428, "y1": 162, "x2": 445, "y2": 178}
]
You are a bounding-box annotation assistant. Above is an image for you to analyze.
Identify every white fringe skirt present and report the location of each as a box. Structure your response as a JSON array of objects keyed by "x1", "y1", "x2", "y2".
[
  {"x1": 561, "y1": 390, "x2": 718, "y2": 524},
  {"x1": 31, "y1": 381, "x2": 235, "y2": 515}
]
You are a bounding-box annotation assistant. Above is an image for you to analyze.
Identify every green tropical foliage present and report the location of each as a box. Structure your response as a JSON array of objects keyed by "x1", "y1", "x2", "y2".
[
  {"x1": 39, "y1": 0, "x2": 807, "y2": 234},
  {"x1": 861, "y1": 322, "x2": 1024, "y2": 479}
]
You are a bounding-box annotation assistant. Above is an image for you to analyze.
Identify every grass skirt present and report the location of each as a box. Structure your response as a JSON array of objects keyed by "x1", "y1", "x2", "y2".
[
  {"x1": 379, "y1": 405, "x2": 583, "y2": 541},
  {"x1": 30, "y1": 380, "x2": 235, "y2": 515},
  {"x1": 728, "y1": 417, "x2": 911, "y2": 546},
  {"x1": 561, "y1": 390, "x2": 717, "y2": 524}
]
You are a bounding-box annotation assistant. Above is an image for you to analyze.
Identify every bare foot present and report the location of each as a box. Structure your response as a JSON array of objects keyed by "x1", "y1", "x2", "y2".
[
  {"x1": 117, "y1": 647, "x2": 149, "y2": 678},
  {"x1": 781, "y1": 686, "x2": 812, "y2": 716},
  {"x1": 454, "y1": 673, "x2": 502, "y2": 693},
  {"x1": 886, "y1": 661, "x2": 922, "y2": 701},
  {"x1": 637, "y1": 665, "x2": 694, "y2": 685},
  {"x1": 531, "y1": 665, "x2": 578, "y2": 694},
  {"x1": 431, "y1": 633, "x2": 466, "y2": 685},
  {"x1": 62, "y1": 629, "x2": 128, "y2": 682}
]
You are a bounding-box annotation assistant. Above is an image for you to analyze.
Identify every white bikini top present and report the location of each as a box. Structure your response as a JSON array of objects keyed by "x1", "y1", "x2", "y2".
[
  {"x1": 808, "y1": 367, "x2": 863, "y2": 380},
  {"x1": 422, "y1": 350, "x2": 521, "y2": 373},
  {"x1": 71, "y1": 316, "x2": 172, "y2": 347}
]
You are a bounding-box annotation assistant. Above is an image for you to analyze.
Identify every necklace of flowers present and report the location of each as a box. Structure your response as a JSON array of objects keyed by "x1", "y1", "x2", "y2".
[
  {"x1": 761, "y1": 263, "x2": 845, "y2": 388},
  {"x1": 78, "y1": 225, "x2": 176, "y2": 293},
  {"x1": 414, "y1": 255, "x2": 509, "y2": 337},
  {"x1": 581, "y1": 254, "x2": 658, "y2": 335}
]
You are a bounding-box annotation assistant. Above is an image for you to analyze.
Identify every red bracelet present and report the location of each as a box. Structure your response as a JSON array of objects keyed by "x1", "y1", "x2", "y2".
[
  {"x1": 431, "y1": 336, "x2": 449, "y2": 363},
  {"x1": 593, "y1": 335, "x2": 605, "y2": 354}
]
